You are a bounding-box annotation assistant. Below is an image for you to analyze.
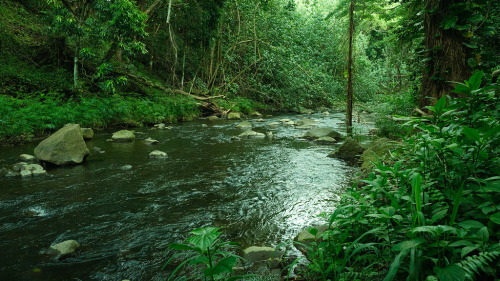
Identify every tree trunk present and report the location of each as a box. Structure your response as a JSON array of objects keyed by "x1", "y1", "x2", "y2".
[
  {"x1": 74, "y1": 35, "x2": 80, "y2": 88},
  {"x1": 419, "y1": 0, "x2": 470, "y2": 107},
  {"x1": 346, "y1": 0, "x2": 355, "y2": 135}
]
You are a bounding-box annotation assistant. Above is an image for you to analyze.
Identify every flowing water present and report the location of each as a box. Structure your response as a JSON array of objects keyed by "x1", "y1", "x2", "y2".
[{"x1": 0, "y1": 112, "x2": 372, "y2": 280}]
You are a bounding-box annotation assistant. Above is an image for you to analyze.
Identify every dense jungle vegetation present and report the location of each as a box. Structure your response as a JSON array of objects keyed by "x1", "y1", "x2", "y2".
[{"x1": 1, "y1": 0, "x2": 499, "y2": 280}]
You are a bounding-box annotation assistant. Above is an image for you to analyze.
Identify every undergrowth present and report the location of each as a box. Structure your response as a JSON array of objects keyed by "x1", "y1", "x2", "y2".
[{"x1": 290, "y1": 71, "x2": 500, "y2": 280}]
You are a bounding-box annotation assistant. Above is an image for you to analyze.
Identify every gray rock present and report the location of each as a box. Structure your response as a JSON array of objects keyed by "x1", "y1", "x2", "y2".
[
  {"x1": 322, "y1": 111, "x2": 330, "y2": 115},
  {"x1": 243, "y1": 246, "x2": 283, "y2": 270},
  {"x1": 314, "y1": 137, "x2": 337, "y2": 144},
  {"x1": 231, "y1": 136, "x2": 241, "y2": 141},
  {"x1": 238, "y1": 130, "x2": 265, "y2": 139},
  {"x1": 227, "y1": 112, "x2": 241, "y2": 120},
  {"x1": 294, "y1": 225, "x2": 329, "y2": 254},
  {"x1": 283, "y1": 121, "x2": 295, "y2": 126},
  {"x1": 250, "y1": 111, "x2": 263, "y2": 117},
  {"x1": 34, "y1": 124, "x2": 90, "y2": 165},
  {"x1": 256, "y1": 118, "x2": 265, "y2": 122},
  {"x1": 279, "y1": 119, "x2": 292, "y2": 123},
  {"x1": 19, "y1": 154, "x2": 36, "y2": 163},
  {"x1": 12, "y1": 162, "x2": 28, "y2": 172},
  {"x1": 22, "y1": 164, "x2": 44, "y2": 172},
  {"x1": 295, "y1": 118, "x2": 317, "y2": 127},
  {"x1": 111, "y1": 130, "x2": 135, "y2": 142},
  {"x1": 32, "y1": 169, "x2": 47, "y2": 177},
  {"x1": 303, "y1": 127, "x2": 343, "y2": 140},
  {"x1": 81, "y1": 128, "x2": 94, "y2": 140},
  {"x1": 208, "y1": 116, "x2": 220, "y2": 121},
  {"x1": 49, "y1": 240, "x2": 80, "y2": 258},
  {"x1": 328, "y1": 138, "x2": 365, "y2": 160},
  {"x1": 267, "y1": 122, "x2": 280, "y2": 127},
  {"x1": 121, "y1": 165, "x2": 133, "y2": 170},
  {"x1": 201, "y1": 124, "x2": 208, "y2": 128},
  {"x1": 149, "y1": 150, "x2": 167, "y2": 159},
  {"x1": 266, "y1": 132, "x2": 273, "y2": 139},
  {"x1": 144, "y1": 137, "x2": 159, "y2": 145},
  {"x1": 20, "y1": 170, "x2": 32, "y2": 178},
  {"x1": 236, "y1": 121, "x2": 252, "y2": 129}
]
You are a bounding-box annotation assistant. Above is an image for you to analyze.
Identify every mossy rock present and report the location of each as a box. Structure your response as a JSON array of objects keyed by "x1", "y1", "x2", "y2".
[{"x1": 360, "y1": 138, "x2": 400, "y2": 175}]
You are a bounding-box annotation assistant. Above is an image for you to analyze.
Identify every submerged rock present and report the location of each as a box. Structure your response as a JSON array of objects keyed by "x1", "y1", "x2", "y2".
[
  {"x1": 314, "y1": 137, "x2": 337, "y2": 144},
  {"x1": 149, "y1": 150, "x2": 167, "y2": 159},
  {"x1": 49, "y1": 240, "x2": 80, "y2": 259},
  {"x1": 121, "y1": 165, "x2": 133, "y2": 170},
  {"x1": 303, "y1": 127, "x2": 343, "y2": 140},
  {"x1": 227, "y1": 112, "x2": 241, "y2": 120},
  {"x1": 328, "y1": 138, "x2": 365, "y2": 160},
  {"x1": 238, "y1": 130, "x2": 265, "y2": 139},
  {"x1": 208, "y1": 116, "x2": 220, "y2": 121},
  {"x1": 236, "y1": 121, "x2": 252, "y2": 129},
  {"x1": 34, "y1": 124, "x2": 90, "y2": 165},
  {"x1": 144, "y1": 137, "x2": 159, "y2": 145},
  {"x1": 81, "y1": 128, "x2": 94, "y2": 140},
  {"x1": 295, "y1": 118, "x2": 317, "y2": 127},
  {"x1": 111, "y1": 130, "x2": 135, "y2": 142}
]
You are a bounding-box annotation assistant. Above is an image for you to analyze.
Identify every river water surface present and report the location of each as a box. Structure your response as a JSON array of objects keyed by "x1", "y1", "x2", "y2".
[{"x1": 0, "y1": 112, "x2": 370, "y2": 280}]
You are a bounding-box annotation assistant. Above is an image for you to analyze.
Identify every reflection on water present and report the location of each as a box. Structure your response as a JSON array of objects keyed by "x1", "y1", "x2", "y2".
[{"x1": 0, "y1": 112, "x2": 369, "y2": 280}]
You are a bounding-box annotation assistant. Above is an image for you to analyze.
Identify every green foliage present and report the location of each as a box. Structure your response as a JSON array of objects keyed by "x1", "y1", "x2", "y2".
[
  {"x1": 300, "y1": 73, "x2": 500, "y2": 280},
  {"x1": 0, "y1": 93, "x2": 200, "y2": 142},
  {"x1": 164, "y1": 227, "x2": 245, "y2": 281}
]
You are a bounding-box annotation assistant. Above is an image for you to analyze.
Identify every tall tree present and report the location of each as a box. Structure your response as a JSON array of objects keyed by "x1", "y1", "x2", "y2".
[
  {"x1": 419, "y1": 0, "x2": 470, "y2": 107},
  {"x1": 346, "y1": 0, "x2": 355, "y2": 135}
]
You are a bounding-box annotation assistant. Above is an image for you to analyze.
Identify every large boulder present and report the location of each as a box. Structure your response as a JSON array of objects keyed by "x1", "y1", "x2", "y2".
[
  {"x1": 328, "y1": 138, "x2": 365, "y2": 160},
  {"x1": 111, "y1": 130, "x2": 135, "y2": 142},
  {"x1": 360, "y1": 138, "x2": 399, "y2": 175},
  {"x1": 228, "y1": 112, "x2": 241, "y2": 120},
  {"x1": 303, "y1": 127, "x2": 343, "y2": 140},
  {"x1": 34, "y1": 124, "x2": 90, "y2": 165}
]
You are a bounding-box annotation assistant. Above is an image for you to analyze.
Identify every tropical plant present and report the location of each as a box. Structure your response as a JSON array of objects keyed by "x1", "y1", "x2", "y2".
[{"x1": 164, "y1": 227, "x2": 246, "y2": 281}]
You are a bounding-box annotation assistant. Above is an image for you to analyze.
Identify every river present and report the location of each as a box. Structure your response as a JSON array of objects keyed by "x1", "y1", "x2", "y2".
[{"x1": 0, "y1": 112, "x2": 371, "y2": 280}]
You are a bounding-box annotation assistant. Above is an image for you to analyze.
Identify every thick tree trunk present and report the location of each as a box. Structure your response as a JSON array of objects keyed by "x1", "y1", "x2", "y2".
[
  {"x1": 346, "y1": 0, "x2": 355, "y2": 135},
  {"x1": 419, "y1": 0, "x2": 470, "y2": 107}
]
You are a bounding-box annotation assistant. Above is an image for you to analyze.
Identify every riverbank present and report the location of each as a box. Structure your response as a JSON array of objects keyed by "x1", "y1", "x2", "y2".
[{"x1": 0, "y1": 93, "x2": 274, "y2": 144}]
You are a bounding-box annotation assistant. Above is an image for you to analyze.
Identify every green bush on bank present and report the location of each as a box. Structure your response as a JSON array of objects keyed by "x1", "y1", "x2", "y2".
[{"x1": 0, "y1": 94, "x2": 200, "y2": 142}]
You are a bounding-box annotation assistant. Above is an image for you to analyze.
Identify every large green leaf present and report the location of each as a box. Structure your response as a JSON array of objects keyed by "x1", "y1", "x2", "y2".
[
  {"x1": 188, "y1": 227, "x2": 222, "y2": 253},
  {"x1": 463, "y1": 127, "x2": 481, "y2": 142},
  {"x1": 435, "y1": 264, "x2": 465, "y2": 281},
  {"x1": 392, "y1": 239, "x2": 426, "y2": 252},
  {"x1": 383, "y1": 249, "x2": 410, "y2": 281},
  {"x1": 204, "y1": 256, "x2": 237, "y2": 277},
  {"x1": 489, "y1": 212, "x2": 500, "y2": 225},
  {"x1": 466, "y1": 71, "x2": 483, "y2": 90}
]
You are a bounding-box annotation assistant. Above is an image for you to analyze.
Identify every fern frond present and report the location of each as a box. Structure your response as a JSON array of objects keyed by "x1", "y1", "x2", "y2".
[{"x1": 458, "y1": 251, "x2": 500, "y2": 280}]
